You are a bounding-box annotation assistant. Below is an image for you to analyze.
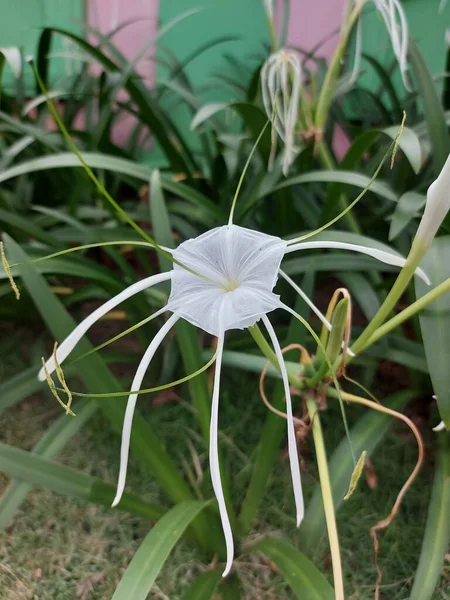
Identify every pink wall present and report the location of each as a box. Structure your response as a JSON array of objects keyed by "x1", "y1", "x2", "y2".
[
  {"x1": 87, "y1": 0, "x2": 159, "y2": 145},
  {"x1": 282, "y1": 0, "x2": 345, "y2": 61},
  {"x1": 282, "y1": 0, "x2": 349, "y2": 157}
]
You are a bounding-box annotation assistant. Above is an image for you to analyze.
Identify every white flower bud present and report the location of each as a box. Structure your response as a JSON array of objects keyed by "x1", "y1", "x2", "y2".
[
  {"x1": 261, "y1": 49, "x2": 302, "y2": 175},
  {"x1": 373, "y1": 0, "x2": 410, "y2": 89},
  {"x1": 415, "y1": 154, "x2": 450, "y2": 247}
]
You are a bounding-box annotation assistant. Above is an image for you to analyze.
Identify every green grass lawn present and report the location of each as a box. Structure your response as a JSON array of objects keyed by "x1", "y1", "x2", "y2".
[{"x1": 0, "y1": 326, "x2": 449, "y2": 599}]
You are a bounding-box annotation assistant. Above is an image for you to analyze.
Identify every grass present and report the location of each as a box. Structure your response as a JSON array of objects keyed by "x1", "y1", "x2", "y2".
[{"x1": 0, "y1": 326, "x2": 449, "y2": 599}]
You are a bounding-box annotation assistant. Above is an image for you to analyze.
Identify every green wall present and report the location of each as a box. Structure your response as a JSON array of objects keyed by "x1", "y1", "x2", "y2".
[
  {"x1": 156, "y1": 0, "x2": 270, "y2": 153},
  {"x1": 0, "y1": 0, "x2": 84, "y2": 90}
]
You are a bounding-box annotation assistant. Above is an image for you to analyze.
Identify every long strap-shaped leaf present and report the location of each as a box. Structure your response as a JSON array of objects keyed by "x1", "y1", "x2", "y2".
[
  {"x1": 182, "y1": 569, "x2": 222, "y2": 600},
  {"x1": 112, "y1": 501, "x2": 208, "y2": 600},
  {"x1": 254, "y1": 538, "x2": 334, "y2": 599},
  {"x1": 0, "y1": 400, "x2": 95, "y2": 530},
  {"x1": 409, "y1": 39, "x2": 450, "y2": 176},
  {"x1": 0, "y1": 442, "x2": 165, "y2": 521},
  {"x1": 42, "y1": 28, "x2": 192, "y2": 175},
  {"x1": 415, "y1": 237, "x2": 450, "y2": 428},
  {"x1": 409, "y1": 435, "x2": 450, "y2": 600},
  {"x1": 0, "y1": 152, "x2": 223, "y2": 220}
]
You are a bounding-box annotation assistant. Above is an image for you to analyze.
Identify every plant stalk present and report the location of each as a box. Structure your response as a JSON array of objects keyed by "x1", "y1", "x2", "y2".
[
  {"x1": 351, "y1": 239, "x2": 427, "y2": 354},
  {"x1": 306, "y1": 396, "x2": 345, "y2": 600},
  {"x1": 248, "y1": 324, "x2": 344, "y2": 600}
]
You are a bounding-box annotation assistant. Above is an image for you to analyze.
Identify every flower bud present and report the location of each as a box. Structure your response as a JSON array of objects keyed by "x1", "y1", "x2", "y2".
[
  {"x1": 373, "y1": 0, "x2": 410, "y2": 89},
  {"x1": 261, "y1": 49, "x2": 302, "y2": 175},
  {"x1": 415, "y1": 154, "x2": 450, "y2": 247}
]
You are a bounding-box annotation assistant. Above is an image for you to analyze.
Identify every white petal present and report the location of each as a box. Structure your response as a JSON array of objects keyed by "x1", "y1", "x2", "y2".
[
  {"x1": 279, "y1": 269, "x2": 332, "y2": 329},
  {"x1": 432, "y1": 420, "x2": 446, "y2": 432},
  {"x1": 416, "y1": 154, "x2": 450, "y2": 246},
  {"x1": 38, "y1": 272, "x2": 172, "y2": 380},
  {"x1": 262, "y1": 315, "x2": 304, "y2": 526},
  {"x1": 279, "y1": 269, "x2": 355, "y2": 357},
  {"x1": 285, "y1": 241, "x2": 430, "y2": 285},
  {"x1": 112, "y1": 313, "x2": 179, "y2": 507},
  {"x1": 209, "y1": 329, "x2": 234, "y2": 577}
]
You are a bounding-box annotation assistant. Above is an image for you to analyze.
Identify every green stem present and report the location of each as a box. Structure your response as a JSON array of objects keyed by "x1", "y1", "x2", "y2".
[
  {"x1": 315, "y1": 4, "x2": 362, "y2": 131},
  {"x1": 351, "y1": 239, "x2": 427, "y2": 354},
  {"x1": 306, "y1": 396, "x2": 345, "y2": 600},
  {"x1": 362, "y1": 277, "x2": 450, "y2": 351},
  {"x1": 248, "y1": 324, "x2": 344, "y2": 599}
]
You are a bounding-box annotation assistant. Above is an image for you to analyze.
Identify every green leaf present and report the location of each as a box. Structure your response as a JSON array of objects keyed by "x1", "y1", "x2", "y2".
[
  {"x1": 46, "y1": 28, "x2": 193, "y2": 175},
  {"x1": 362, "y1": 54, "x2": 403, "y2": 123},
  {"x1": 0, "y1": 441, "x2": 166, "y2": 521},
  {"x1": 254, "y1": 538, "x2": 334, "y2": 599},
  {"x1": 300, "y1": 390, "x2": 413, "y2": 549},
  {"x1": 0, "y1": 400, "x2": 97, "y2": 529},
  {"x1": 341, "y1": 125, "x2": 422, "y2": 175},
  {"x1": 150, "y1": 169, "x2": 174, "y2": 273},
  {"x1": 389, "y1": 192, "x2": 425, "y2": 241},
  {"x1": 0, "y1": 364, "x2": 47, "y2": 414},
  {"x1": 3, "y1": 235, "x2": 219, "y2": 552},
  {"x1": 0, "y1": 152, "x2": 222, "y2": 221},
  {"x1": 111, "y1": 501, "x2": 208, "y2": 600},
  {"x1": 409, "y1": 39, "x2": 450, "y2": 175},
  {"x1": 409, "y1": 436, "x2": 450, "y2": 600},
  {"x1": 415, "y1": 237, "x2": 450, "y2": 427},
  {"x1": 183, "y1": 569, "x2": 222, "y2": 600},
  {"x1": 0, "y1": 208, "x2": 60, "y2": 247},
  {"x1": 274, "y1": 170, "x2": 398, "y2": 202},
  {"x1": 192, "y1": 102, "x2": 271, "y2": 160}
]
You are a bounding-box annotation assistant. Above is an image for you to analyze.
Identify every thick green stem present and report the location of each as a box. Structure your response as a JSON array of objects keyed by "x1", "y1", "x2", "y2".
[
  {"x1": 362, "y1": 277, "x2": 450, "y2": 350},
  {"x1": 314, "y1": 4, "x2": 362, "y2": 131},
  {"x1": 248, "y1": 324, "x2": 344, "y2": 599},
  {"x1": 306, "y1": 396, "x2": 345, "y2": 600},
  {"x1": 351, "y1": 239, "x2": 427, "y2": 354}
]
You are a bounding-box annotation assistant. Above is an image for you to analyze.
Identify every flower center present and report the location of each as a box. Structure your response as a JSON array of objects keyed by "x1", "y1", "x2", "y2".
[{"x1": 222, "y1": 279, "x2": 240, "y2": 292}]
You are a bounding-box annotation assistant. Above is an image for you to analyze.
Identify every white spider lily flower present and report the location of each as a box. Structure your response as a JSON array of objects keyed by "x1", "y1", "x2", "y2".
[
  {"x1": 261, "y1": 49, "x2": 302, "y2": 175},
  {"x1": 415, "y1": 154, "x2": 450, "y2": 248},
  {"x1": 39, "y1": 223, "x2": 428, "y2": 576},
  {"x1": 373, "y1": 0, "x2": 410, "y2": 89}
]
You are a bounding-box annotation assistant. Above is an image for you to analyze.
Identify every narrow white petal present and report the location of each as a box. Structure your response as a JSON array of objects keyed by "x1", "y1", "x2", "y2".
[
  {"x1": 285, "y1": 241, "x2": 430, "y2": 284},
  {"x1": 209, "y1": 329, "x2": 234, "y2": 577},
  {"x1": 279, "y1": 269, "x2": 356, "y2": 357},
  {"x1": 112, "y1": 313, "x2": 179, "y2": 507},
  {"x1": 38, "y1": 272, "x2": 172, "y2": 380},
  {"x1": 279, "y1": 269, "x2": 332, "y2": 329},
  {"x1": 432, "y1": 420, "x2": 446, "y2": 432},
  {"x1": 262, "y1": 315, "x2": 304, "y2": 526}
]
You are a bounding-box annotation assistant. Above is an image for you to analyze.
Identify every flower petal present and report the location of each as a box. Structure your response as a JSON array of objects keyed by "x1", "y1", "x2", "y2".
[
  {"x1": 279, "y1": 269, "x2": 332, "y2": 329},
  {"x1": 285, "y1": 240, "x2": 430, "y2": 284},
  {"x1": 262, "y1": 315, "x2": 304, "y2": 526},
  {"x1": 279, "y1": 269, "x2": 355, "y2": 357},
  {"x1": 38, "y1": 272, "x2": 172, "y2": 380},
  {"x1": 112, "y1": 313, "x2": 179, "y2": 507},
  {"x1": 209, "y1": 329, "x2": 234, "y2": 577}
]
